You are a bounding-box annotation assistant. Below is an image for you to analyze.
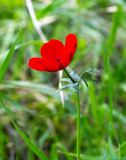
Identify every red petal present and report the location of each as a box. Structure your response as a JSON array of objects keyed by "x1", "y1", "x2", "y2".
[
  {"x1": 40, "y1": 39, "x2": 64, "y2": 59},
  {"x1": 28, "y1": 34, "x2": 77, "y2": 72},
  {"x1": 58, "y1": 34, "x2": 77, "y2": 68},
  {"x1": 44, "y1": 58, "x2": 60, "y2": 72},
  {"x1": 28, "y1": 57, "x2": 46, "y2": 71},
  {"x1": 65, "y1": 33, "x2": 77, "y2": 60},
  {"x1": 28, "y1": 57, "x2": 60, "y2": 72}
]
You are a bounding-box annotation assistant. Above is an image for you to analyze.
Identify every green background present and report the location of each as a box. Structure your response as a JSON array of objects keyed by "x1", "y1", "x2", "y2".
[{"x1": 0, "y1": 0, "x2": 126, "y2": 159}]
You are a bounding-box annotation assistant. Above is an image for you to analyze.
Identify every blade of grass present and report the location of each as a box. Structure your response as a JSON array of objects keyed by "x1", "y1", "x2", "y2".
[
  {"x1": 57, "y1": 150, "x2": 101, "y2": 160},
  {"x1": 0, "y1": 30, "x2": 23, "y2": 81},
  {"x1": 0, "y1": 80, "x2": 59, "y2": 98},
  {"x1": 0, "y1": 98, "x2": 48, "y2": 160},
  {"x1": 50, "y1": 144, "x2": 58, "y2": 160},
  {"x1": 12, "y1": 122, "x2": 48, "y2": 160},
  {"x1": 0, "y1": 40, "x2": 43, "y2": 62},
  {"x1": 103, "y1": 4, "x2": 123, "y2": 138}
]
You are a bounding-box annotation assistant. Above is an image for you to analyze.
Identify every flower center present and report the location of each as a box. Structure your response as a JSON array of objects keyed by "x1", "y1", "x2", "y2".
[
  {"x1": 55, "y1": 58, "x2": 64, "y2": 69},
  {"x1": 56, "y1": 58, "x2": 60, "y2": 63}
]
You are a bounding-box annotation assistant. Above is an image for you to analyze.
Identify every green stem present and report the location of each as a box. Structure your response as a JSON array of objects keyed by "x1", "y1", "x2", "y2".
[
  {"x1": 77, "y1": 83, "x2": 80, "y2": 160},
  {"x1": 63, "y1": 69, "x2": 80, "y2": 160},
  {"x1": 64, "y1": 68, "x2": 76, "y2": 83}
]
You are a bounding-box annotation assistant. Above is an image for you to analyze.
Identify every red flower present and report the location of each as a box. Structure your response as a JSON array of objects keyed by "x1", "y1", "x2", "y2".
[{"x1": 28, "y1": 33, "x2": 77, "y2": 72}]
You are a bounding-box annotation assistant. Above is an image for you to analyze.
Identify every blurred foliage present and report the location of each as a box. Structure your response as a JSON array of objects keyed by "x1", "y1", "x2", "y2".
[{"x1": 0, "y1": 0, "x2": 126, "y2": 159}]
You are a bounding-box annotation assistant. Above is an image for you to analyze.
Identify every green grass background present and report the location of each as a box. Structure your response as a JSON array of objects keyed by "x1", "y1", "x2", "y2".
[{"x1": 0, "y1": 0, "x2": 126, "y2": 159}]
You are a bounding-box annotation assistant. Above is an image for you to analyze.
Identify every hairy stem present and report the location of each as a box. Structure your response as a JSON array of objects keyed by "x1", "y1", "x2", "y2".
[
  {"x1": 64, "y1": 68, "x2": 80, "y2": 160},
  {"x1": 64, "y1": 68, "x2": 76, "y2": 83}
]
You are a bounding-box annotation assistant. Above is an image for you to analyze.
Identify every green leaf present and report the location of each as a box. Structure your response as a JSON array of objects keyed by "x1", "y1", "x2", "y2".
[
  {"x1": 61, "y1": 78, "x2": 71, "y2": 83},
  {"x1": 0, "y1": 98, "x2": 48, "y2": 160},
  {"x1": 58, "y1": 83, "x2": 78, "y2": 91},
  {"x1": 80, "y1": 68, "x2": 98, "y2": 86},
  {"x1": 70, "y1": 71, "x2": 81, "y2": 82},
  {"x1": 81, "y1": 72, "x2": 96, "y2": 82},
  {"x1": 0, "y1": 30, "x2": 23, "y2": 81}
]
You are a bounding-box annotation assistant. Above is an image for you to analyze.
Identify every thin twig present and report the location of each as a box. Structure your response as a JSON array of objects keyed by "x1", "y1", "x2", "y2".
[
  {"x1": 26, "y1": 0, "x2": 47, "y2": 42},
  {"x1": 25, "y1": 0, "x2": 64, "y2": 104}
]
